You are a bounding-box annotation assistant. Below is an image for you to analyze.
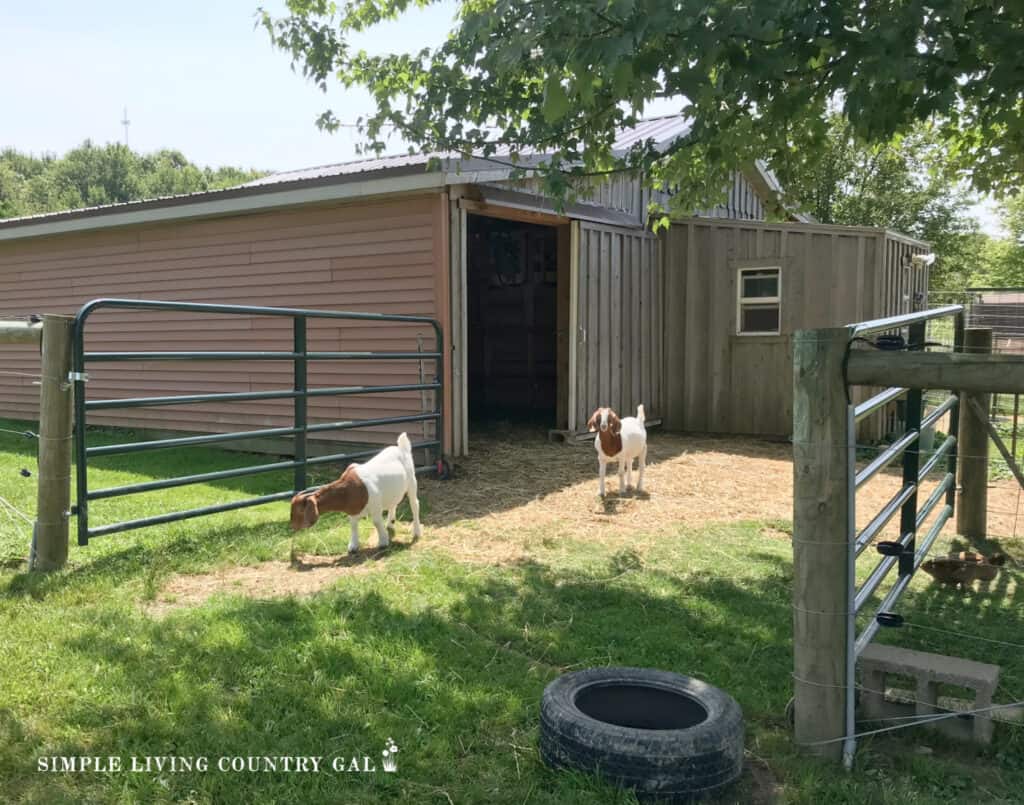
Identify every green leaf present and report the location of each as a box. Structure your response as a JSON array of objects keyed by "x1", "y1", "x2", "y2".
[{"x1": 542, "y1": 76, "x2": 570, "y2": 124}]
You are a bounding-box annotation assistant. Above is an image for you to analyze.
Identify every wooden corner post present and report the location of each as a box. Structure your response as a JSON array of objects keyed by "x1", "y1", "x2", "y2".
[
  {"x1": 30, "y1": 315, "x2": 74, "y2": 571},
  {"x1": 957, "y1": 327, "x2": 992, "y2": 540},
  {"x1": 792, "y1": 327, "x2": 852, "y2": 760}
]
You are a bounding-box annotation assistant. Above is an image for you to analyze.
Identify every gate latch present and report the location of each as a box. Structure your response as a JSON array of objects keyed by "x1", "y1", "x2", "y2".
[{"x1": 67, "y1": 371, "x2": 89, "y2": 383}]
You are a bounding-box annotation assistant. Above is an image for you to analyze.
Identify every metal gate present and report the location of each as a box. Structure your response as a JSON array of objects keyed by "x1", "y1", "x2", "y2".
[{"x1": 70, "y1": 298, "x2": 443, "y2": 544}]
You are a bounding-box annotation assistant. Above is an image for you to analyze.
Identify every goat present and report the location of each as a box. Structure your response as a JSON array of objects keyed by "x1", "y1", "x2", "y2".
[
  {"x1": 289, "y1": 432, "x2": 422, "y2": 553},
  {"x1": 587, "y1": 404, "x2": 647, "y2": 497}
]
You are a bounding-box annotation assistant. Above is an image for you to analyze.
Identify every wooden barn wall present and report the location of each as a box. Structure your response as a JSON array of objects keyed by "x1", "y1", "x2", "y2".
[
  {"x1": 662, "y1": 220, "x2": 908, "y2": 438},
  {"x1": 574, "y1": 221, "x2": 662, "y2": 429},
  {"x1": 877, "y1": 234, "x2": 929, "y2": 318},
  {"x1": 0, "y1": 195, "x2": 452, "y2": 453}
]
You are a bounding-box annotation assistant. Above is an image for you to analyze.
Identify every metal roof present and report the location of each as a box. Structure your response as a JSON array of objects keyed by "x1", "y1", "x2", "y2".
[
  {"x1": 0, "y1": 115, "x2": 738, "y2": 239},
  {"x1": 238, "y1": 115, "x2": 694, "y2": 190}
]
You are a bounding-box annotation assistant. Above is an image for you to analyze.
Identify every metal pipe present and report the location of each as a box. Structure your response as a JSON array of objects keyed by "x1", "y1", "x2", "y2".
[
  {"x1": 85, "y1": 490, "x2": 298, "y2": 538},
  {"x1": 86, "y1": 382, "x2": 441, "y2": 410},
  {"x1": 914, "y1": 473, "x2": 954, "y2": 529},
  {"x1": 855, "y1": 484, "x2": 916, "y2": 555},
  {"x1": 87, "y1": 425, "x2": 301, "y2": 456},
  {"x1": 854, "y1": 504, "x2": 953, "y2": 656},
  {"x1": 294, "y1": 317, "x2": 308, "y2": 501},
  {"x1": 849, "y1": 304, "x2": 963, "y2": 337},
  {"x1": 843, "y1": 403, "x2": 858, "y2": 770},
  {"x1": 304, "y1": 412, "x2": 440, "y2": 435},
  {"x1": 304, "y1": 440, "x2": 439, "y2": 468},
  {"x1": 920, "y1": 394, "x2": 958, "y2": 430},
  {"x1": 918, "y1": 435, "x2": 956, "y2": 480},
  {"x1": 72, "y1": 318, "x2": 89, "y2": 545},
  {"x1": 83, "y1": 350, "x2": 442, "y2": 361},
  {"x1": 855, "y1": 429, "x2": 919, "y2": 488},
  {"x1": 854, "y1": 387, "x2": 906, "y2": 422},
  {"x1": 85, "y1": 413, "x2": 441, "y2": 457},
  {"x1": 88, "y1": 460, "x2": 301, "y2": 500},
  {"x1": 74, "y1": 297, "x2": 441, "y2": 326}
]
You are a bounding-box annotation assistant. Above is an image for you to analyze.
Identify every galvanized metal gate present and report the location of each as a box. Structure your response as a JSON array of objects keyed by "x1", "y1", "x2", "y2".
[{"x1": 70, "y1": 298, "x2": 443, "y2": 544}]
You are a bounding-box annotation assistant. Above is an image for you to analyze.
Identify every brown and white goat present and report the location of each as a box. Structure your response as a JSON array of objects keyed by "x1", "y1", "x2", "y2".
[
  {"x1": 289, "y1": 432, "x2": 422, "y2": 553},
  {"x1": 587, "y1": 404, "x2": 647, "y2": 497}
]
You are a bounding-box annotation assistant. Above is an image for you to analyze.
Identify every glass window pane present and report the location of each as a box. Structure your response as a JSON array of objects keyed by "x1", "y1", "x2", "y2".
[
  {"x1": 741, "y1": 304, "x2": 780, "y2": 333},
  {"x1": 742, "y1": 271, "x2": 779, "y2": 299}
]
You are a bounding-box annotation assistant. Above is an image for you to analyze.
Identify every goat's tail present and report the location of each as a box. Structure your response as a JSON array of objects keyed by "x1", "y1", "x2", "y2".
[
  {"x1": 636, "y1": 404, "x2": 646, "y2": 424},
  {"x1": 397, "y1": 432, "x2": 413, "y2": 453}
]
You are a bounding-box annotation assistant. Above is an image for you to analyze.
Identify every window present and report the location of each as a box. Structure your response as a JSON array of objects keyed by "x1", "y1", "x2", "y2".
[{"x1": 737, "y1": 267, "x2": 781, "y2": 335}]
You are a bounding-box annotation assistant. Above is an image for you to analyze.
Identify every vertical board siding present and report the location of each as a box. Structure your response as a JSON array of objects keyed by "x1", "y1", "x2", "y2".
[
  {"x1": 663, "y1": 220, "x2": 925, "y2": 438},
  {"x1": 575, "y1": 222, "x2": 662, "y2": 427},
  {"x1": 0, "y1": 196, "x2": 450, "y2": 451}
]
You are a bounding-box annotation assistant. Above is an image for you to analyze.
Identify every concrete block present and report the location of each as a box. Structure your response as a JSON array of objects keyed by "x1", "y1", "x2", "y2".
[{"x1": 858, "y1": 643, "x2": 1000, "y2": 744}]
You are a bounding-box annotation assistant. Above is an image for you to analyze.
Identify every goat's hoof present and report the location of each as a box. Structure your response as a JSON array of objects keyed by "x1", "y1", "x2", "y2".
[{"x1": 347, "y1": 546, "x2": 359, "y2": 556}]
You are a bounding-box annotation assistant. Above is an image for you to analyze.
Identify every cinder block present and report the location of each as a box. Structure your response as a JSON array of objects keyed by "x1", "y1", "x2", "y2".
[{"x1": 858, "y1": 643, "x2": 1000, "y2": 745}]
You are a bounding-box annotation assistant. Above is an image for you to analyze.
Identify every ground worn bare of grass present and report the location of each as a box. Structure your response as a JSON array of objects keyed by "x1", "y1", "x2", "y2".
[{"x1": 146, "y1": 427, "x2": 1023, "y2": 613}]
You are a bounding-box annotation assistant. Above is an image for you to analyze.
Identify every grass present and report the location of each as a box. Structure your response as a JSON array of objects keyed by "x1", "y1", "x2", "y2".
[{"x1": 1, "y1": 418, "x2": 1023, "y2": 804}]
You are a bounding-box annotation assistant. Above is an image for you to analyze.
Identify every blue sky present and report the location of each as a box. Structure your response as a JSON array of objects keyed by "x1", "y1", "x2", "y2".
[
  {"x1": 0, "y1": 2, "x2": 1003, "y2": 234},
  {"x1": 0, "y1": 1, "x2": 458, "y2": 170}
]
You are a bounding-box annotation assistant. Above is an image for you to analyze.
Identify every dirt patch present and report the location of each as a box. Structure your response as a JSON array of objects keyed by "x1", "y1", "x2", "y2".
[
  {"x1": 145, "y1": 550, "x2": 395, "y2": 616},
  {"x1": 415, "y1": 429, "x2": 1024, "y2": 564},
  {"x1": 148, "y1": 428, "x2": 1024, "y2": 611}
]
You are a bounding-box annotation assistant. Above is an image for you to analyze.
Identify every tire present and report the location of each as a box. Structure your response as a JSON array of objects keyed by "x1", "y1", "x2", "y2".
[{"x1": 540, "y1": 667, "x2": 744, "y2": 802}]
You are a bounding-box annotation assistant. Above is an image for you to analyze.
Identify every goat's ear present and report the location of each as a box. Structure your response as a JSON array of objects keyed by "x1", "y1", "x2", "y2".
[
  {"x1": 610, "y1": 412, "x2": 622, "y2": 435},
  {"x1": 586, "y1": 411, "x2": 600, "y2": 432},
  {"x1": 303, "y1": 496, "x2": 320, "y2": 529}
]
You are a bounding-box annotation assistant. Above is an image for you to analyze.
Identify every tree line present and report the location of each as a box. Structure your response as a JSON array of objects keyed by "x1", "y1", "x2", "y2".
[{"x1": 0, "y1": 141, "x2": 263, "y2": 221}]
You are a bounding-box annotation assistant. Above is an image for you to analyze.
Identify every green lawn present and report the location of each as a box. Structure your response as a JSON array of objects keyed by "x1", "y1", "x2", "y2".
[{"x1": 0, "y1": 418, "x2": 1022, "y2": 804}]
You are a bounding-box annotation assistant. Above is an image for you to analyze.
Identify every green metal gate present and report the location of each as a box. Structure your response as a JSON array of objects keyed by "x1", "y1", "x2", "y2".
[{"x1": 71, "y1": 298, "x2": 443, "y2": 543}]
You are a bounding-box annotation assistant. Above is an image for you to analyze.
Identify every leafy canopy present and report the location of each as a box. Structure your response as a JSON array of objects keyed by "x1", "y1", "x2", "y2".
[
  {"x1": 262, "y1": 0, "x2": 1024, "y2": 214},
  {"x1": 774, "y1": 114, "x2": 981, "y2": 289},
  {"x1": 0, "y1": 143, "x2": 264, "y2": 220}
]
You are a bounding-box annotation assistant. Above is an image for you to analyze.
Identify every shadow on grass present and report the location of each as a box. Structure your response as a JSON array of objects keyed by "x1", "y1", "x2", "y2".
[{"x1": 7, "y1": 558, "x2": 798, "y2": 804}]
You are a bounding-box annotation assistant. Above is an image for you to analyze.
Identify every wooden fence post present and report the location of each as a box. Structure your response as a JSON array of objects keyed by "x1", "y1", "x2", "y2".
[
  {"x1": 792, "y1": 327, "x2": 851, "y2": 760},
  {"x1": 957, "y1": 328, "x2": 992, "y2": 540},
  {"x1": 30, "y1": 315, "x2": 74, "y2": 571}
]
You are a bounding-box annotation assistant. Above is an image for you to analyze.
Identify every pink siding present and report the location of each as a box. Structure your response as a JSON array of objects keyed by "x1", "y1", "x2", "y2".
[{"x1": 0, "y1": 195, "x2": 452, "y2": 452}]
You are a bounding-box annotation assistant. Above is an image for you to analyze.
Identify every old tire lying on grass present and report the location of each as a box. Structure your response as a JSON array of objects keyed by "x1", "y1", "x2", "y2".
[{"x1": 540, "y1": 667, "x2": 744, "y2": 802}]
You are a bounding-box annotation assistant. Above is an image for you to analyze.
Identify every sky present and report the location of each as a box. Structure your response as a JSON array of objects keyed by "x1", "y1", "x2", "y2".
[{"x1": 0, "y1": 2, "x2": 1005, "y2": 236}]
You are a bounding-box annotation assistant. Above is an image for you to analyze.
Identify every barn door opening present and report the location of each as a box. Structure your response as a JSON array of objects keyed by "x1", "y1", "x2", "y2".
[{"x1": 466, "y1": 213, "x2": 563, "y2": 426}]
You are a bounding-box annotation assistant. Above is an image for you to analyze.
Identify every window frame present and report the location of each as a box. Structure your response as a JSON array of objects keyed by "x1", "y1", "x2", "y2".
[{"x1": 736, "y1": 266, "x2": 782, "y2": 336}]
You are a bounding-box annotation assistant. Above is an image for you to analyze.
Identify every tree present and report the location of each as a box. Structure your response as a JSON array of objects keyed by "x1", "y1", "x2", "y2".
[
  {"x1": 262, "y1": 0, "x2": 1024, "y2": 215},
  {"x1": 0, "y1": 144, "x2": 265, "y2": 220},
  {"x1": 773, "y1": 115, "x2": 983, "y2": 290},
  {"x1": 978, "y1": 197, "x2": 1024, "y2": 287}
]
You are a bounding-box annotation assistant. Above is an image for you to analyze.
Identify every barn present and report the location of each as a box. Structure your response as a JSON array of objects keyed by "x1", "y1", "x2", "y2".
[{"x1": 0, "y1": 117, "x2": 928, "y2": 457}]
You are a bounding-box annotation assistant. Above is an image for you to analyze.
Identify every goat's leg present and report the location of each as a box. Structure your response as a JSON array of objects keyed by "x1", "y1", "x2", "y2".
[
  {"x1": 625, "y1": 456, "x2": 633, "y2": 489},
  {"x1": 348, "y1": 515, "x2": 361, "y2": 554},
  {"x1": 385, "y1": 508, "x2": 396, "y2": 531},
  {"x1": 372, "y1": 511, "x2": 390, "y2": 548},
  {"x1": 637, "y1": 445, "x2": 647, "y2": 493},
  {"x1": 598, "y1": 457, "x2": 607, "y2": 497},
  {"x1": 408, "y1": 483, "x2": 422, "y2": 539},
  {"x1": 618, "y1": 459, "x2": 626, "y2": 494}
]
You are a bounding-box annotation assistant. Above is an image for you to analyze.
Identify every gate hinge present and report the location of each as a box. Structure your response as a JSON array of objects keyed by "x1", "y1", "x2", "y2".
[{"x1": 67, "y1": 371, "x2": 89, "y2": 383}]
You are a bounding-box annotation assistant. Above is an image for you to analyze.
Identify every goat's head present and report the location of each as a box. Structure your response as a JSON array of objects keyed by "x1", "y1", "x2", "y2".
[
  {"x1": 289, "y1": 491, "x2": 320, "y2": 531},
  {"x1": 587, "y1": 407, "x2": 621, "y2": 435}
]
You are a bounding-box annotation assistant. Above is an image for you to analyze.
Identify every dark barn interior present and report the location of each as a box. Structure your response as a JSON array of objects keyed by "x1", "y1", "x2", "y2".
[{"x1": 466, "y1": 214, "x2": 559, "y2": 425}]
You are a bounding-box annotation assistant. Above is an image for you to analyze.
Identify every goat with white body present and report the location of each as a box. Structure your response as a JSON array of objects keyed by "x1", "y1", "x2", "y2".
[
  {"x1": 289, "y1": 432, "x2": 422, "y2": 553},
  {"x1": 587, "y1": 404, "x2": 647, "y2": 497}
]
